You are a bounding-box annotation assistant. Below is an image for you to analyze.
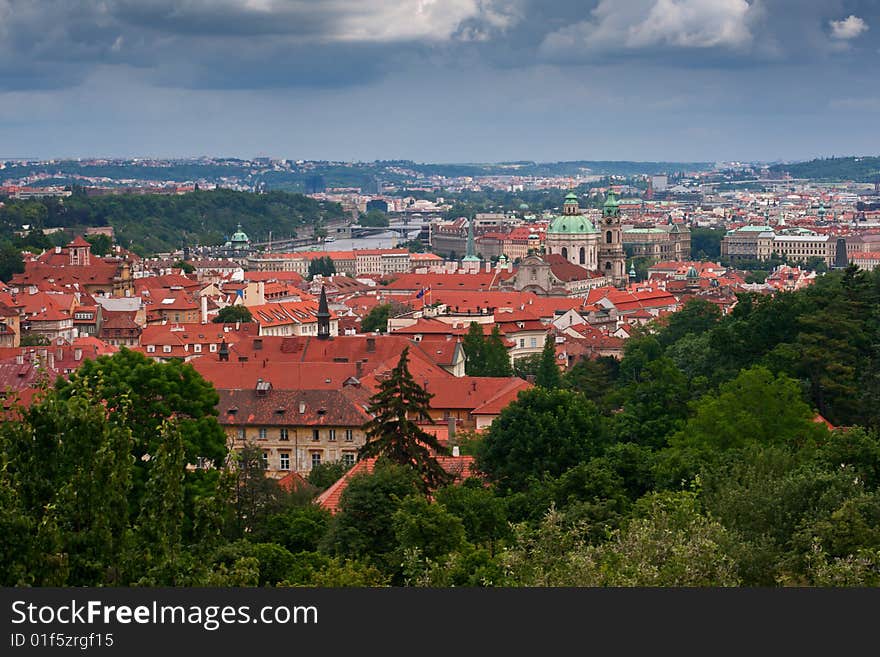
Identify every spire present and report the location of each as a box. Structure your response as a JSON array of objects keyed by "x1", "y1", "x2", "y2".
[
  {"x1": 463, "y1": 217, "x2": 480, "y2": 263},
  {"x1": 317, "y1": 285, "x2": 331, "y2": 340}
]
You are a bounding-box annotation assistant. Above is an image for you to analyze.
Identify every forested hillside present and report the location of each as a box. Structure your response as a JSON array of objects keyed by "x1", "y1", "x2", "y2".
[
  {"x1": 0, "y1": 189, "x2": 345, "y2": 254},
  {"x1": 769, "y1": 156, "x2": 880, "y2": 182}
]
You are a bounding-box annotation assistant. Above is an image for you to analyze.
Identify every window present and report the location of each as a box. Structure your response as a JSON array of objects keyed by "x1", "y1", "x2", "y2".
[
  {"x1": 579, "y1": 247, "x2": 586, "y2": 264},
  {"x1": 280, "y1": 452, "x2": 290, "y2": 471},
  {"x1": 530, "y1": 337, "x2": 537, "y2": 348},
  {"x1": 328, "y1": 429, "x2": 336, "y2": 442},
  {"x1": 519, "y1": 338, "x2": 525, "y2": 348},
  {"x1": 261, "y1": 451, "x2": 268, "y2": 469},
  {"x1": 280, "y1": 428, "x2": 289, "y2": 441},
  {"x1": 210, "y1": 343, "x2": 217, "y2": 353},
  {"x1": 237, "y1": 428, "x2": 245, "y2": 440},
  {"x1": 258, "y1": 428, "x2": 267, "y2": 440},
  {"x1": 312, "y1": 429, "x2": 320, "y2": 442},
  {"x1": 174, "y1": 314, "x2": 180, "y2": 323},
  {"x1": 342, "y1": 452, "x2": 356, "y2": 467},
  {"x1": 344, "y1": 429, "x2": 353, "y2": 442},
  {"x1": 147, "y1": 345, "x2": 155, "y2": 353},
  {"x1": 163, "y1": 345, "x2": 172, "y2": 353},
  {"x1": 311, "y1": 452, "x2": 322, "y2": 469},
  {"x1": 194, "y1": 344, "x2": 202, "y2": 353}
]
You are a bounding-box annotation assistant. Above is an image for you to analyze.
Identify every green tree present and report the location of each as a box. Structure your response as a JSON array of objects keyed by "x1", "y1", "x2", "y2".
[
  {"x1": 657, "y1": 297, "x2": 721, "y2": 348},
  {"x1": 307, "y1": 256, "x2": 336, "y2": 279},
  {"x1": 131, "y1": 419, "x2": 186, "y2": 584},
  {"x1": 213, "y1": 305, "x2": 253, "y2": 323},
  {"x1": 563, "y1": 356, "x2": 619, "y2": 410},
  {"x1": 483, "y1": 325, "x2": 513, "y2": 377},
  {"x1": 512, "y1": 353, "x2": 541, "y2": 379},
  {"x1": 477, "y1": 387, "x2": 607, "y2": 492},
  {"x1": 230, "y1": 443, "x2": 285, "y2": 536},
  {"x1": 462, "y1": 322, "x2": 486, "y2": 376},
  {"x1": 307, "y1": 460, "x2": 352, "y2": 490},
  {"x1": 322, "y1": 460, "x2": 420, "y2": 570},
  {"x1": 174, "y1": 260, "x2": 195, "y2": 274},
  {"x1": 85, "y1": 233, "x2": 112, "y2": 256},
  {"x1": 500, "y1": 492, "x2": 740, "y2": 586},
  {"x1": 535, "y1": 335, "x2": 562, "y2": 389},
  {"x1": 361, "y1": 304, "x2": 390, "y2": 333},
  {"x1": 360, "y1": 209, "x2": 389, "y2": 227},
  {"x1": 392, "y1": 495, "x2": 466, "y2": 561},
  {"x1": 0, "y1": 241, "x2": 24, "y2": 282},
  {"x1": 55, "y1": 349, "x2": 227, "y2": 530},
  {"x1": 434, "y1": 479, "x2": 509, "y2": 549},
  {"x1": 359, "y1": 347, "x2": 451, "y2": 492}
]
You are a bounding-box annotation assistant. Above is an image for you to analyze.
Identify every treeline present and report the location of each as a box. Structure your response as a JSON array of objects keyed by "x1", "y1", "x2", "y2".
[
  {"x1": 769, "y1": 156, "x2": 880, "y2": 182},
  {"x1": 3, "y1": 266, "x2": 880, "y2": 587},
  {"x1": 0, "y1": 189, "x2": 345, "y2": 255}
]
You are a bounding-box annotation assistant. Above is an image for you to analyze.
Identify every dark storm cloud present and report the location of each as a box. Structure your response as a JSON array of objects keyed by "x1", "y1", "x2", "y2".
[
  {"x1": 0, "y1": 1, "x2": 877, "y2": 91},
  {"x1": 1, "y1": 1, "x2": 879, "y2": 161}
]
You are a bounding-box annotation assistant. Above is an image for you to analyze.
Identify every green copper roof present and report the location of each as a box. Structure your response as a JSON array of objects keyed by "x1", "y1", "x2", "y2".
[
  {"x1": 603, "y1": 190, "x2": 620, "y2": 217},
  {"x1": 564, "y1": 192, "x2": 578, "y2": 201},
  {"x1": 547, "y1": 215, "x2": 598, "y2": 235},
  {"x1": 230, "y1": 223, "x2": 249, "y2": 243}
]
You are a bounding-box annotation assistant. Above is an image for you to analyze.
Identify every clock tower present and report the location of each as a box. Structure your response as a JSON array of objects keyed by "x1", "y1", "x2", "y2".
[{"x1": 598, "y1": 189, "x2": 628, "y2": 287}]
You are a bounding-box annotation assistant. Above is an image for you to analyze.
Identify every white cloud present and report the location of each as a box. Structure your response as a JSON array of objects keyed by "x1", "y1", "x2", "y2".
[
  {"x1": 829, "y1": 15, "x2": 868, "y2": 40},
  {"x1": 326, "y1": 0, "x2": 522, "y2": 43},
  {"x1": 540, "y1": 0, "x2": 757, "y2": 58}
]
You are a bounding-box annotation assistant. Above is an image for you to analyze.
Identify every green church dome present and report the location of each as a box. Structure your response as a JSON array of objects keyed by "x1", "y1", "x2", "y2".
[
  {"x1": 547, "y1": 215, "x2": 598, "y2": 235},
  {"x1": 230, "y1": 223, "x2": 249, "y2": 246}
]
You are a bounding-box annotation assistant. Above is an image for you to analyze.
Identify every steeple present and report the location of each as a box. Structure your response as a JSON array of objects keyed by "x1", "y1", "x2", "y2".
[
  {"x1": 316, "y1": 285, "x2": 331, "y2": 340},
  {"x1": 463, "y1": 217, "x2": 480, "y2": 263}
]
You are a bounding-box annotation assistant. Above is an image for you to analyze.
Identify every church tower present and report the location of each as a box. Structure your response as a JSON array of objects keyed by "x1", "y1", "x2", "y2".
[
  {"x1": 68, "y1": 235, "x2": 91, "y2": 267},
  {"x1": 598, "y1": 189, "x2": 628, "y2": 287},
  {"x1": 316, "y1": 285, "x2": 331, "y2": 340}
]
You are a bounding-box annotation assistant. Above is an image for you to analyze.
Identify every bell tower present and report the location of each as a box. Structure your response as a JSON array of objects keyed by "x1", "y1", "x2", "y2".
[{"x1": 597, "y1": 189, "x2": 628, "y2": 287}]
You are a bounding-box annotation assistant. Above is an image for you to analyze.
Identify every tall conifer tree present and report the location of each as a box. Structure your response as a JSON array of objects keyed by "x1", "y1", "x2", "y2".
[{"x1": 360, "y1": 347, "x2": 451, "y2": 492}]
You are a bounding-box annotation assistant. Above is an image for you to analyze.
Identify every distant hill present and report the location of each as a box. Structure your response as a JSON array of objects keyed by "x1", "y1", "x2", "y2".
[
  {"x1": 768, "y1": 156, "x2": 880, "y2": 182},
  {"x1": 0, "y1": 189, "x2": 344, "y2": 255},
  {"x1": 0, "y1": 158, "x2": 715, "y2": 192}
]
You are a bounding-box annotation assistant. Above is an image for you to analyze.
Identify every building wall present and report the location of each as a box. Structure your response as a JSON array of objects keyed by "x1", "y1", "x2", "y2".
[{"x1": 227, "y1": 425, "x2": 365, "y2": 477}]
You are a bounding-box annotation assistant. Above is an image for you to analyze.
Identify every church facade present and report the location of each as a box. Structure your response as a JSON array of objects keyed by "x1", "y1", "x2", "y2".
[{"x1": 544, "y1": 191, "x2": 628, "y2": 288}]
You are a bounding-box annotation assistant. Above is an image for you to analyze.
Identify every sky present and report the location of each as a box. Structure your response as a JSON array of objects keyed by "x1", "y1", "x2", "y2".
[{"x1": 0, "y1": 0, "x2": 878, "y2": 163}]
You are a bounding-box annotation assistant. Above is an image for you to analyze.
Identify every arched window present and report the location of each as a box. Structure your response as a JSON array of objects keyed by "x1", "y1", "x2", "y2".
[
  {"x1": 605, "y1": 261, "x2": 612, "y2": 270},
  {"x1": 561, "y1": 247, "x2": 568, "y2": 260},
  {"x1": 579, "y1": 247, "x2": 586, "y2": 265},
  {"x1": 606, "y1": 231, "x2": 612, "y2": 244}
]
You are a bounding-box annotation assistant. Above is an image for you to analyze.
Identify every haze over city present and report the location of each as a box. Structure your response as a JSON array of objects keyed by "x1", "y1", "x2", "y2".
[{"x1": 1, "y1": 0, "x2": 878, "y2": 162}]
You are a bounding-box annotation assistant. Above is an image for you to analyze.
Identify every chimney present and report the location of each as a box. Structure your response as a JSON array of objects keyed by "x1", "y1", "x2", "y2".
[
  {"x1": 200, "y1": 295, "x2": 208, "y2": 324},
  {"x1": 366, "y1": 337, "x2": 376, "y2": 353}
]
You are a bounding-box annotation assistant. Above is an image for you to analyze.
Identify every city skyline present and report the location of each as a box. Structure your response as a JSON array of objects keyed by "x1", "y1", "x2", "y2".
[{"x1": 0, "y1": 1, "x2": 878, "y2": 162}]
